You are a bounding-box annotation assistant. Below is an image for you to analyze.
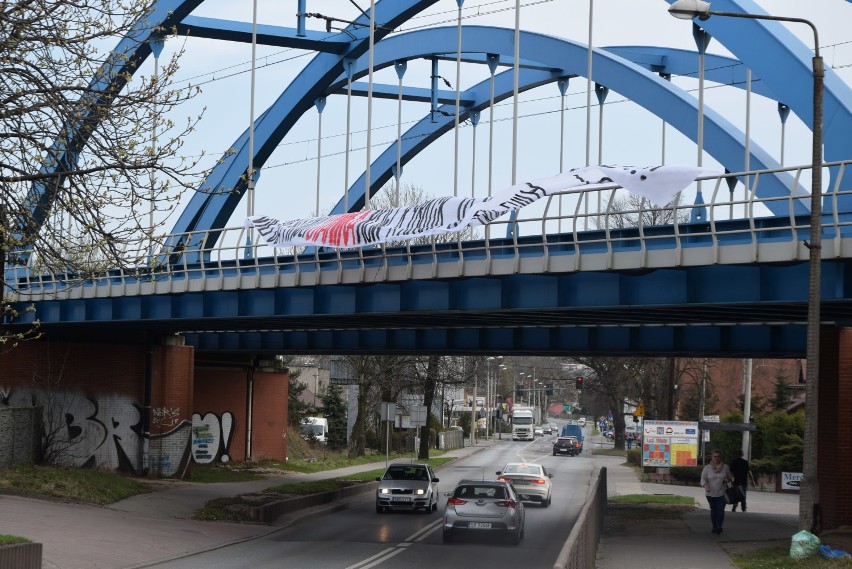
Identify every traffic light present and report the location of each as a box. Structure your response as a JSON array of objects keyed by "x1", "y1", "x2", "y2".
[
  {"x1": 546, "y1": 383, "x2": 553, "y2": 396},
  {"x1": 575, "y1": 377, "x2": 584, "y2": 390}
]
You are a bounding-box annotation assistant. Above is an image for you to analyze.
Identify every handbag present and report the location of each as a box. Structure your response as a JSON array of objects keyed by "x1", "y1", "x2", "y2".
[{"x1": 724, "y1": 482, "x2": 742, "y2": 504}]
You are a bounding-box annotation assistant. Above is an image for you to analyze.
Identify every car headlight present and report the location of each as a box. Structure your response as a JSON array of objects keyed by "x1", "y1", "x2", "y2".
[
  {"x1": 380, "y1": 488, "x2": 391, "y2": 495},
  {"x1": 415, "y1": 489, "x2": 425, "y2": 495}
]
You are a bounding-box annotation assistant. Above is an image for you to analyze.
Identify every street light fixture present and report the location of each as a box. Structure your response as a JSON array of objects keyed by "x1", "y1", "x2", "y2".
[{"x1": 668, "y1": 0, "x2": 823, "y2": 532}]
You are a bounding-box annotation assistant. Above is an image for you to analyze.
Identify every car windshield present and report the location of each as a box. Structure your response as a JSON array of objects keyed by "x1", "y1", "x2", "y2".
[
  {"x1": 300, "y1": 424, "x2": 324, "y2": 436},
  {"x1": 513, "y1": 417, "x2": 533, "y2": 425},
  {"x1": 455, "y1": 485, "x2": 506, "y2": 499},
  {"x1": 384, "y1": 466, "x2": 428, "y2": 481}
]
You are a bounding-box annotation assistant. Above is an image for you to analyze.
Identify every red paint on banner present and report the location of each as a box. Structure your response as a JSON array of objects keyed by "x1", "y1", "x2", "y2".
[{"x1": 304, "y1": 211, "x2": 372, "y2": 247}]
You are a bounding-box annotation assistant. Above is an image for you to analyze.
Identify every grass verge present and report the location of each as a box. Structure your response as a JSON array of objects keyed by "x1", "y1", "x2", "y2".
[
  {"x1": 274, "y1": 450, "x2": 449, "y2": 474},
  {"x1": 190, "y1": 464, "x2": 265, "y2": 483},
  {"x1": 593, "y1": 448, "x2": 627, "y2": 457},
  {"x1": 0, "y1": 535, "x2": 31, "y2": 544},
  {"x1": 730, "y1": 547, "x2": 852, "y2": 568},
  {"x1": 610, "y1": 494, "x2": 695, "y2": 506},
  {"x1": 0, "y1": 465, "x2": 148, "y2": 505}
]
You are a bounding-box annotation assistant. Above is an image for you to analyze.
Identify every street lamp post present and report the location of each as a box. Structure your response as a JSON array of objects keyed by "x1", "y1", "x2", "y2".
[{"x1": 668, "y1": 0, "x2": 823, "y2": 533}]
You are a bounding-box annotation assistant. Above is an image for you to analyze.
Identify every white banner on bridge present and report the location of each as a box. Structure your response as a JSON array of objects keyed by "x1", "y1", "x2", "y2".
[{"x1": 246, "y1": 165, "x2": 711, "y2": 250}]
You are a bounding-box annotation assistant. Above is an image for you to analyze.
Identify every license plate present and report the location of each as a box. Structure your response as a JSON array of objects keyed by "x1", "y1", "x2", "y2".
[
  {"x1": 558, "y1": 448, "x2": 569, "y2": 453},
  {"x1": 511, "y1": 479, "x2": 529, "y2": 485},
  {"x1": 393, "y1": 496, "x2": 412, "y2": 502},
  {"x1": 468, "y1": 522, "x2": 492, "y2": 529}
]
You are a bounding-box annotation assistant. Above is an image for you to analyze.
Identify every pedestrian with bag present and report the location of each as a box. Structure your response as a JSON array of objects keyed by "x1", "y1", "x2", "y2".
[
  {"x1": 730, "y1": 449, "x2": 750, "y2": 512},
  {"x1": 700, "y1": 449, "x2": 732, "y2": 535}
]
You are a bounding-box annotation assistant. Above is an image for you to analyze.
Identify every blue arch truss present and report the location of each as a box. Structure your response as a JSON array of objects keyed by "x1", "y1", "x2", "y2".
[{"x1": 24, "y1": 0, "x2": 852, "y2": 255}]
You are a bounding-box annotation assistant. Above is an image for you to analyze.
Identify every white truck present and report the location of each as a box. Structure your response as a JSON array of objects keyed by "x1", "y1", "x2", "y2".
[
  {"x1": 300, "y1": 417, "x2": 329, "y2": 444},
  {"x1": 511, "y1": 407, "x2": 535, "y2": 441}
]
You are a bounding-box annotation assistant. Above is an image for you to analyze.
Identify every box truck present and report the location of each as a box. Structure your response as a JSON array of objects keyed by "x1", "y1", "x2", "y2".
[{"x1": 511, "y1": 407, "x2": 535, "y2": 441}]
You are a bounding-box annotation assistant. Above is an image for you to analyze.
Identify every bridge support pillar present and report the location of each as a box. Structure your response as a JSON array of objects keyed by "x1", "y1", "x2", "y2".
[
  {"x1": 148, "y1": 342, "x2": 195, "y2": 478},
  {"x1": 816, "y1": 327, "x2": 852, "y2": 530}
]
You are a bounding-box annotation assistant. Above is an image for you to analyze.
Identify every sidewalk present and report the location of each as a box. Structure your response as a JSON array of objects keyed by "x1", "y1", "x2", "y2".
[{"x1": 595, "y1": 454, "x2": 800, "y2": 569}]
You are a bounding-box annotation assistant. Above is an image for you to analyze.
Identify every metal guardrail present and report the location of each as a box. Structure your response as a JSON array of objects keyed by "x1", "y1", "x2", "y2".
[
  {"x1": 10, "y1": 161, "x2": 852, "y2": 302},
  {"x1": 552, "y1": 465, "x2": 607, "y2": 569}
]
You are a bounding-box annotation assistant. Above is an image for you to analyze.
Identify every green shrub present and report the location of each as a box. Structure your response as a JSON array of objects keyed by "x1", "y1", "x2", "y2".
[
  {"x1": 365, "y1": 429, "x2": 379, "y2": 451},
  {"x1": 751, "y1": 410, "x2": 804, "y2": 474},
  {"x1": 626, "y1": 448, "x2": 642, "y2": 466},
  {"x1": 670, "y1": 466, "x2": 703, "y2": 483}
]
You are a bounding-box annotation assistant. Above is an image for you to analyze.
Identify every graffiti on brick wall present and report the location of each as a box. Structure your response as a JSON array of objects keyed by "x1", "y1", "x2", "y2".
[
  {"x1": 149, "y1": 421, "x2": 192, "y2": 479},
  {"x1": 1, "y1": 385, "x2": 190, "y2": 477},
  {"x1": 192, "y1": 412, "x2": 235, "y2": 464},
  {"x1": 152, "y1": 407, "x2": 182, "y2": 429}
]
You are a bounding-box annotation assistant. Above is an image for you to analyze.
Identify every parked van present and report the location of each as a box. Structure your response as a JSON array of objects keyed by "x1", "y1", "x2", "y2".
[{"x1": 300, "y1": 417, "x2": 329, "y2": 444}]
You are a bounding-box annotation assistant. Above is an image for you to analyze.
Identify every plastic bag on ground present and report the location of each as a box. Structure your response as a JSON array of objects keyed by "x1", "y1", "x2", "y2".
[
  {"x1": 790, "y1": 530, "x2": 821, "y2": 560},
  {"x1": 818, "y1": 544, "x2": 851, "y2": 558}
]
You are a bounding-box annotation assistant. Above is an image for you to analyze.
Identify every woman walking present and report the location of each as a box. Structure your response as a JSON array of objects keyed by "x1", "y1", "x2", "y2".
[{"x1": 700, "y1": 449, "x2": 732, "y2": 534}]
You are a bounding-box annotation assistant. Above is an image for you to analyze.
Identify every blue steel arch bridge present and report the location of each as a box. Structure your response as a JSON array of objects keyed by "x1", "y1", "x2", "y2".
[{"x1": 8, "y1": 0, "x2": 852, "y2": 358}]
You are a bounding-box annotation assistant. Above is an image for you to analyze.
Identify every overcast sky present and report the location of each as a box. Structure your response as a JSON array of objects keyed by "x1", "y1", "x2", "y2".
[{"x1": 141, "y1": 0, "x2": 852, "y2": 239}]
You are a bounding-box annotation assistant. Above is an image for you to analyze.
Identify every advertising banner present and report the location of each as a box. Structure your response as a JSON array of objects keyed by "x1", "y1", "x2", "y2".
[{"x1": 642, "y1": 420, "x2": 700, "y2": 468}]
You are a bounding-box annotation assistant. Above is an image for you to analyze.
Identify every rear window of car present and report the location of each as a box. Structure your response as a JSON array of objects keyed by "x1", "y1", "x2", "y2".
[
  {"x1": 455, "y1": 485, "x2": 506, "y2": 499},
  {"x1": 504, "y1": 464, "x2": 541, "y2": 475}
]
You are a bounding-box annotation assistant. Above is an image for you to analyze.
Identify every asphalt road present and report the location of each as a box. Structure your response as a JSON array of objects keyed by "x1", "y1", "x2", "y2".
[{"x1": 145, "y1": 433, "x2": 594, "y2": 569}]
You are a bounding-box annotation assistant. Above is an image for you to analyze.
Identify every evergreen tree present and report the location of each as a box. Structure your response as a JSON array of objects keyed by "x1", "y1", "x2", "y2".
[
  {"x1": 286, "y1": 365, "x2": 313, "y2": 427},
  {"x1": 322, "y1": 384, "x2": 348, "y2": 450},
  {"x1": 770, "y1": 371, "x2": 793, "y2": 411}
]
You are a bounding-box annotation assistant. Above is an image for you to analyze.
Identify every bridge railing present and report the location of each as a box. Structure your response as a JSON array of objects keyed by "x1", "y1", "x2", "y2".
[{"x1": 10, "y1": 160, "x2": 852, "y2": 300}]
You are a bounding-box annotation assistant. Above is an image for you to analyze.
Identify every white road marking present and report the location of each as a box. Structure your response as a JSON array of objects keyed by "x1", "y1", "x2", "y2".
[
  {"x1": 408, "y1": 520, "x2": 442, "y2": 543},
  {"x1": 347, "y1": 547, "x2": 408, "y2": 569},
  {"x1": 346, "y1": 519, "x2": 443, "y2": 569}
]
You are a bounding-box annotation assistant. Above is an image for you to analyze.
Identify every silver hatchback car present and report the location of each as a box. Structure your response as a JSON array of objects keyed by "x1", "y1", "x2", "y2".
[
  {"x1": 375, "y1": 463, "x2": 440, "y2": 513},
  {"x1": 442, "y1": 480, "x2": 525, "y2": 544}
]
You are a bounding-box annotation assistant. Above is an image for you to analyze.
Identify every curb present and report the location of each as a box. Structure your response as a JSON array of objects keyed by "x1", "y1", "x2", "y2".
[{"x1": 250, "y1": 481, "x2": 379, "y2": 524}]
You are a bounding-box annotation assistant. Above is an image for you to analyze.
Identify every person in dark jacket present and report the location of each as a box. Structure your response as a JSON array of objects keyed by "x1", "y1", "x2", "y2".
[{"x1": 730, "y1": 449, "x2": 750, "y2": 512}]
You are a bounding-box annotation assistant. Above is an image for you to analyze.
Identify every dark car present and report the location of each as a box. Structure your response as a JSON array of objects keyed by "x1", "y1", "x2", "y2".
[
  {"x1": 553, "y1": 436, "x2": 577, "y2": 456},
  {"x1": 561, "y1": 423, "x2": 584, "y2": 451}
]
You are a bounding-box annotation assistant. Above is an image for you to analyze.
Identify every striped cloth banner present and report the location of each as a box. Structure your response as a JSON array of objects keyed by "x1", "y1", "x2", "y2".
[{"x1": 246, "y1": 165, "x2": 710, "y2": 249}]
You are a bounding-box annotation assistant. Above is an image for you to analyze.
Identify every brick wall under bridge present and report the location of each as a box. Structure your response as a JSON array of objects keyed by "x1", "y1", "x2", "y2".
[{"x1": 0, "y1": 340, "x2": 287, "y2": 477}]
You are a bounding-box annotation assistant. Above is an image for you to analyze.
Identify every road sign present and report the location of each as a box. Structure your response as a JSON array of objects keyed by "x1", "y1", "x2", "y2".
[
  {"x1": 410, "y1": 405, "x2": 427, "y2": 427},
  {"x1": 633, "y1": 402, "x2": 645, "y2": 417},
  {"x1": 380, "y1": 402, "x2": 396, "y2": 421},
  {"x1": 563, "y1": 404, "x2": 573, "y2": 412}
]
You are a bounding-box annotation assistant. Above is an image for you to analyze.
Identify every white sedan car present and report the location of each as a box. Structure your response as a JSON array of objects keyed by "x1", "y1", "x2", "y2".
[{"x1": 496, "y1": 462, "x2": 553, "y2": 507}]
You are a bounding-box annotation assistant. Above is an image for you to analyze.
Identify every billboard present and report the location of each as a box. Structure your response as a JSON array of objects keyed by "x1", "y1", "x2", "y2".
[{"x1": 642, "y1": 420, "x2": 700, "y2": 468}]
